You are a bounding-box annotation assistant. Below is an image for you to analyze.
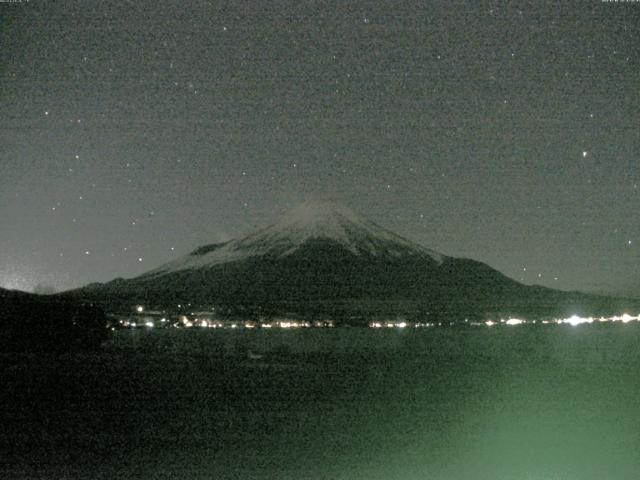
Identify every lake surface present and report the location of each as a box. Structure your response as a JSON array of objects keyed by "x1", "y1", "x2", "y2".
[{"x1": 2, "y1": 324, "x2": 640, "y2": 479}]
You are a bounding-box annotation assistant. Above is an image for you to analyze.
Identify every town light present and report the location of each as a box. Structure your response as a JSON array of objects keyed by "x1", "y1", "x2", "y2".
[
  {"x1": 562, "y1": 315, "x2": 593, "y2": 326},
  {"x1": 621, "y1": 313, "x2": 635, "y2": 323}
]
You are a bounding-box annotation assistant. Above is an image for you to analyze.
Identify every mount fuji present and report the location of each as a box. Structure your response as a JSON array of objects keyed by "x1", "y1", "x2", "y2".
[
  {"x1": 142, "y1": 201, "x2": 445, "y2": 277},
  {"x1": 66, "y1": 201, "x2": 638, "y2": 322}
]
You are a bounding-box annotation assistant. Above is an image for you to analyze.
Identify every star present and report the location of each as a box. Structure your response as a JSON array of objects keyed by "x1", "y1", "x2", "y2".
[{"x1": 1, "y1": 0, "x2": 636, "y2": 300}]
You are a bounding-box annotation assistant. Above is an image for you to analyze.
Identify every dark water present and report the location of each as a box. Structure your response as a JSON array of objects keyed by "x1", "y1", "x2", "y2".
[{"x1": 2, "y1": 324, "x2": 640, "y2": 479}]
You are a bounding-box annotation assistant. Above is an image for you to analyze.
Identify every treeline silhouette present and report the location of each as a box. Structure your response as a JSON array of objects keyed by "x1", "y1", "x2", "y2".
[{"x1": 0, "y1": 289, "x2": 107, "y2": 353}]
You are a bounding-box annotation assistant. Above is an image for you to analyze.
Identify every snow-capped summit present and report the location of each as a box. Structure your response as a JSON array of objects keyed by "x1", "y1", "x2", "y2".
[
  {"x1": 240, "y1": 200, "x2": 444, "y2": 258},
  {"x1": 142, "y1": 201, "x2": 444, "y2": 277},
  {"x1": 66, "y1": 201, "x2": 636, "y2": 323},
  {"x1": 68, "y1": 202, "x2": 628, "y2": 325},
  {"x1": 275, "y1": 200, "x2": 371, "y2": 233}
]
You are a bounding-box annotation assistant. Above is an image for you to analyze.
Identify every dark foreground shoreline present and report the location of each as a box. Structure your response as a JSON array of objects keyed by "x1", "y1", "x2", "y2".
[{"x1": 2, "y1": 326, "x2": 640, "y2": 479}]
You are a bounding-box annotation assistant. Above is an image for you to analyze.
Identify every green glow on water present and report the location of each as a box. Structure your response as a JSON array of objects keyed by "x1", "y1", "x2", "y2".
[{"x1": 3, "y1": 324, "x2": 640, "y2": 479}]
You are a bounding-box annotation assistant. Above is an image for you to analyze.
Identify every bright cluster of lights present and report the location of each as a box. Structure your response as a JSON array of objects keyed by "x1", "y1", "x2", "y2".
[
  {"x1": 561, "y1": 315, "x2": 594, "y2": 326},
  {"x1": 505, "y1": 318, "x2": 524, "y2": 326},
  {"x1": 190, "y1": 318, "x2": 228, "y2": 328},
  {"x1": 481, "y1": 313, "x2": 640, "y2": 328},
  {"x1": 367, "y1": 313, "x2": 640, "y2": 330},
  {"x1": 116, "y1": 310, "x2": 335, "y2": 330},
  {"x1": 612, "y1": 313, "x2": 637, "y2": 323},
  {"x1": 116, "y1": 306, "x2": 640, "y2": 331},
  {"x1": 275, "y1": 321, "x2": 310, "y2": 328},
  {"x1": 369, "y1": 321, "x2": 410, "y2": 328}
]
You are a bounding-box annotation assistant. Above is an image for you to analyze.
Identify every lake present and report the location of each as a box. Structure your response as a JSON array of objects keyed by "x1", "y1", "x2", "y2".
[{"x1": 2, "y1": 323, "x2": 640, "y2": 479}]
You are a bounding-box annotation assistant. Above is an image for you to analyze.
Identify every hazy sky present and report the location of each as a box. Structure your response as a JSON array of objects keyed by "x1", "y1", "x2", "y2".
[{"x1": 1, "y1": 0, "x2": 639, "y2": 296}]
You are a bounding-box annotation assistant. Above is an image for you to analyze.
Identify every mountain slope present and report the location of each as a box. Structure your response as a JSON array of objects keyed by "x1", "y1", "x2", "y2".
[
  {"x1": 139, "y1": 201, "x2": 444, "y2": 279},
  {"x1": 64, "y1": 201, "x2": 640, "y2": 320}
]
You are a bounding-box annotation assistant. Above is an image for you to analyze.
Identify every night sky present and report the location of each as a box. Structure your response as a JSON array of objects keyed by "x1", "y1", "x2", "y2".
[{"x1": 1, "y1": 1, "x2": 639, "y2": 297}]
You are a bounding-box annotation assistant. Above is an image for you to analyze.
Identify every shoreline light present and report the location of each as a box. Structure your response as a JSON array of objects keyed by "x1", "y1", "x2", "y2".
[
  {"x1": 621, "y1": 313, "x2": 636, "y2": 323},
  {"x1": 119, "y1": 308, "x2": 640, "y2": 330},
  {"x1": 562, "y1": 315, "x2": 593, "y2": 326}
]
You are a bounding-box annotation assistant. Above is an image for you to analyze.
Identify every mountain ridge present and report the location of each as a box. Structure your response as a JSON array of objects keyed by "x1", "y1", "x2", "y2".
[
  {"x1": 63, "y1": 201, "x2": 640, "y2": 321},
  {"x1": 140, "y1": 200, "x2": 444, "y2": 279}
]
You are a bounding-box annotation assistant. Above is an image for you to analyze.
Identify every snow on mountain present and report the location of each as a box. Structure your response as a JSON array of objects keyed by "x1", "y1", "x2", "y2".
[
  {"x1": 141, "y1": 201, "x2": 445, "y2": 278},
  {"x1": 67, "y1": 202, "x2": 640, "y2": 321}
]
